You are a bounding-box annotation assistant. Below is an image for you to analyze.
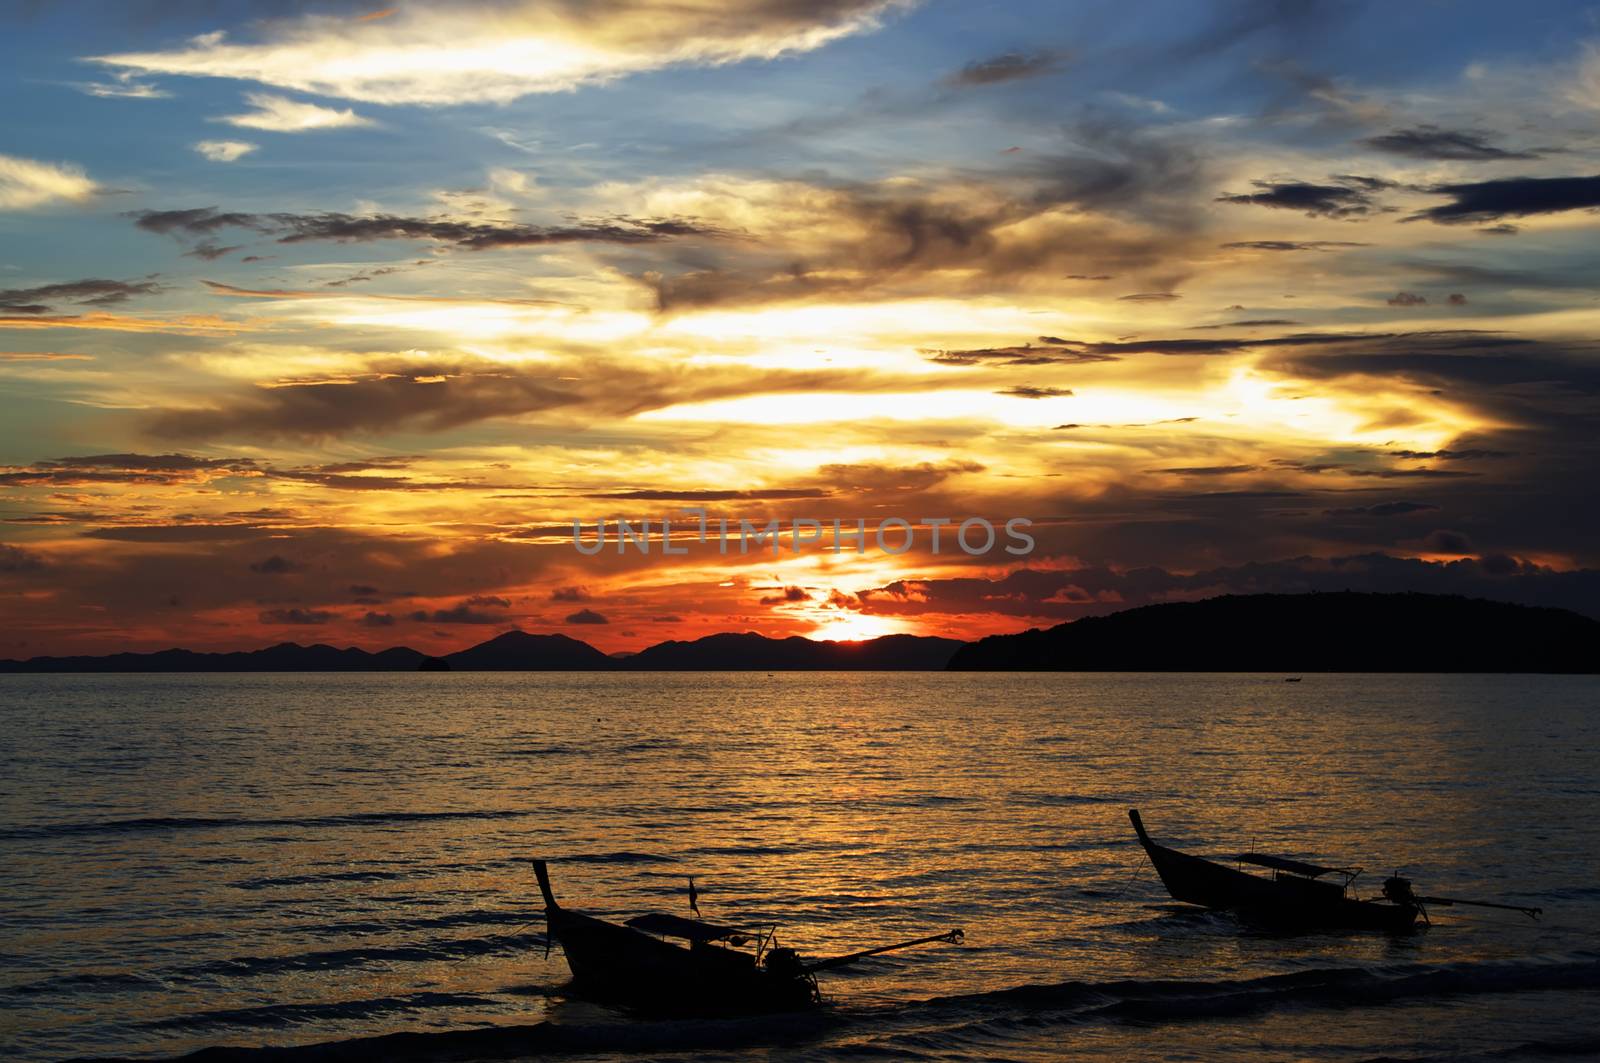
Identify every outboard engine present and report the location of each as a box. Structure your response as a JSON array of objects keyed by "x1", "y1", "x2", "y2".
[
  {"x1": 1382, "y1": 874, "x2": 1417, "y2": 907},
  {"x1": 763, "y1": 946, "x2": 805, "y2": 978}
]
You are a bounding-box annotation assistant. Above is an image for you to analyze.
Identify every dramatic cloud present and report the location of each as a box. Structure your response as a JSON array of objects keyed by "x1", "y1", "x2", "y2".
[
  {"x1": 133, "y1": 207, "x2": 713, "y2": 250},
  {"x1": 0, "y1": 279, "x2": 161, "y2": 314},
  {"x1": 945, "y1": 50, "x2": 1064, "y2": 87},
  {"x1": 410, "y1": 603, "x2": 507, "y2": 625},
  {"x1": 1324, "y1": 501, "x2": 1439, "y2": 517},
  {"x1": 1410, "y1": 174, "x2": 1600, "y2": 224},
  {"x1": 0, "y1": 153, "x2": 98, "y2": 210},
  {"x1": 194, "y1": 140, "x2": 258, "y2": 162},
  {"x1": 996, "y1": 385, "x2": 1074, "y2": 399},
  {"x1": 0, "y1": 544, "x2": 45, "y2": 573},
  {"x1": 1217, "y1": 176, "x2": 1391, "y2": 218},
  {"x1": 853, "y1": 555, "x2": 1600, "y2": 622},
  {"x1": 566, "y1": 608, "x2": 609, "y2": 624},
  {"x1": 1221, "y1": 240, "x2": 1367, "y2": 251},
  {"x1": 259, "y1": 607, "x2": 332, "y2": 624},
  {"x1": 248, "y1": 554, "x2": 303, "y2": 575},
  {"x1": 1361, "y1": 125, "x2": 1538, "y2": 161},
  {"x1": 89, "y1": 1, "x2": 910, "y2": 105},
  {"x1": 217, "y1": 93, "x2": 372, "y2": 132},
  {"x1": 143, "y1": 357, "x2": 875, "y2": 440}
]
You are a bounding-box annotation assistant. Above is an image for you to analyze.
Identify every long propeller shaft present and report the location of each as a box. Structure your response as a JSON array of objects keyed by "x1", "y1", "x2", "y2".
[
  {"x1": 804, "y1": 928, "x2": 965, "y2": 973},
  {"x1": 1416, "y1": 895, "x2": 1542, "y2": 919}
]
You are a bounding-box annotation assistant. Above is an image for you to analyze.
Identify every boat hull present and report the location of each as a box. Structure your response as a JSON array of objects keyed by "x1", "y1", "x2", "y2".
[
  {"x1": 546, "y1": 906, "x2": 817, "y2": 1013},
  {"x1": 1129, "y1": 810, "x2": 1418, "y2": 932},
  {"x1": 530, "y1": 860, "x2": 818, "y2": 1014}
]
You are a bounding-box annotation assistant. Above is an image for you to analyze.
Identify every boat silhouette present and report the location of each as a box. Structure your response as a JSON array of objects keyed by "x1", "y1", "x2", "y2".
[
  {"x1": 1128, "y1": 810, "x2": 1540, "y2": 931},
  {"x1": 532, "y1": 859, "x2": 963, "y2": 1013}
]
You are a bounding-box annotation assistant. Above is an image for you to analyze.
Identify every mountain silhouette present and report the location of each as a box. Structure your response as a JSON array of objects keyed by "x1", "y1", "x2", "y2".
[
  {"x1": 0, "y1": 642, "x2": 428, "y2": 673},
  {"x1": 946, "y1": 592, "x2": 1599, "y2": 673},
  {"x1": 2, "y1": 593, "x2": 1591, "y2": 673},
  {"x1": 444, "y1": 631, "x2": 614, "y2": 670},
  {"x1": 620, "y1": 632, "x2": 966, "y2": 670}
]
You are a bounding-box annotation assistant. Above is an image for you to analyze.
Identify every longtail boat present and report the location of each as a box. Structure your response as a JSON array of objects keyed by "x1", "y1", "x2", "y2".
[
  {"x1": 531, "y1": 859, "x2": 963, "y2": 1013},
  {"x1": 1128, "y1": 809, "x2": 1541, "y2": 932}
]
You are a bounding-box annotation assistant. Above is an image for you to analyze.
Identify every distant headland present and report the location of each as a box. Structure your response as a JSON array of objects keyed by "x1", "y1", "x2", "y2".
[{"x1": 1, "y1": 593, "x2": 1594, "y2": 674}]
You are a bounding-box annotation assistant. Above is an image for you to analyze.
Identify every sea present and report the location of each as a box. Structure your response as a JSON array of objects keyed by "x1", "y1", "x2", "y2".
[{"x1": 2, "y1": 672, "x2": 1598, "y2": 1062}]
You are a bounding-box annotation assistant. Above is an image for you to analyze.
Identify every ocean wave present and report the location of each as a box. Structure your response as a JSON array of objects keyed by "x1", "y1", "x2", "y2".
[
  {"x1": 910, "y1": 956, "x2": 1600, "y2": 1026},
  {"x1": 81, "y1": 1012, "x2": 840, "y2": 1061},
  {"x1": 133, "y1": 990, "x2": 502, "y2": 1031},
  {"x1": 175, "y1": 932, "x2": 550, "y2": 979},
  {"x1": 0, "y1": 810, "x2": 529, "y2": 841}
]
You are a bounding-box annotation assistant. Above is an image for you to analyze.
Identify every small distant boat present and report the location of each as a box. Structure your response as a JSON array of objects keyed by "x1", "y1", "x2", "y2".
[
  {"x1": 532, "y1": 860, "x2": 963, "y2": 1013},
  {"x1": 1128, "y1": 810, "x2": 1540, "y2": 932},
  {"x1": 1284, "y1": 677, "x2": 1303, "y2": 682}
]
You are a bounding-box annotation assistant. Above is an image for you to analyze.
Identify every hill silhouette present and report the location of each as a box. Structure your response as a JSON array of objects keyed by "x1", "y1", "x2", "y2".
[
  {"x1": 0, "y1": 642, "x2": 428, "y2": 673},
  {"x1": 2, "y1": 593, "x2": 1591, "y2": 673},
  {"x1": 945, "y1": 592, "x2": 1599, "y2": 673},
  {"x1": 620, "y1": 632, "x2": 965, "y2": 670},
  {"x1": 444, "y1": 631, "x2": 614, "y2": 670},
  {"x1": 0, "y1": 630, "x2": 962, "y2": 672}
]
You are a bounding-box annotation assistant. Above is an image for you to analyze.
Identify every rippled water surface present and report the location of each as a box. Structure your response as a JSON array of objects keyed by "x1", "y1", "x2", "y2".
[{"x1": 3, "y1": 672, "x2": 1598, "y2": 1061}]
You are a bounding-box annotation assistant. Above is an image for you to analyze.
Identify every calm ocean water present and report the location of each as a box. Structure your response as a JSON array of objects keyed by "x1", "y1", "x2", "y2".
[{"x1": 2, "y1": 672, "x2": 1598, "y2": 1062}]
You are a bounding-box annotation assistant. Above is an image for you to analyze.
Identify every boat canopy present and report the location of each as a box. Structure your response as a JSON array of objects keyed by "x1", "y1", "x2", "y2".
[
  {"x1": 1235, "y1": 852, "x2": 1347, "y2": 878},
  {"x1": 625, "y1": 912, "x2": 753, "y2": 945}
]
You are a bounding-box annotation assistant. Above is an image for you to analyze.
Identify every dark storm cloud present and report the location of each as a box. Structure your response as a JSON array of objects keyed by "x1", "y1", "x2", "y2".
[
  {"x1": 1272, "y1": 343, "x2": 1600, "y2": 399},
  {"x1": 944, "y1": 330, "x2": 1423, "y2": 362},
  {"x1": 0, "y1": 278, "x2": 161, "y2": 314},
  {"x1": 1220, "y1": 240, "x2": 1367, "y2": 251},
  {"x1": 85, "y1": 524, "x2": 280, "y2": 541},
  {"x1": 0, "y1": 543, "x2": 45, "y2": 572},
  {"x1": 1160, "y1": 464, "x2": 1258, "y2": 476},
  {"x1": 944, "y1": 50, "x2": 1065, "y2": 88},
  {"x1": 259, "y1": 608, "x2": 333, "y2": 625},
  {"x1": 1323, "y1": 501, "x2": 1440, "y2": 517},
  {"x1": 1387, "y1": 292, "x2": 1426, "y2": 306},
  {"x1": 1388, "y1": 448, "x2": 1514, "y2": 461},
  {"x1": 410, "y1": 604, "x2": 506, "y2": 624},
  {"x1": 643, "y1": 120, "x2": 1210, "y2": 312},
  {"x1": 1361, "y1": 125, "x2": 1539, "y2": 161},
  {"x1": 924, "y1": 339, "x2": 1120, "y2": 367},
  {"x1": 854, "y1": 554, "x2": 1600, "y2": 621},
  {"x1": 996, "y1": 386, "x2": 1074, "y2": 399},
  {"x1": 1410, "y1": 175, "x2": 1600, "y2": 224},
  {"x1": 183, "y1": 242, "x2": 244, "y2": 261},
  {"x1": 760, "y1": 585, "x2": 812, "y2": 604},
  {"x1": 1217, "y1": 176, "x2": 1392, "y2": 218},
  {"x1": 1422, "y1": 530, "x2": 1473, "y2": 553},
  {"x1": 0, "y1": 453, "x2": 493, "y2": 493},
  {"x1": 815, "y1": 460, "x2": 984, "y2": 493},
  {"x1": 594, "y1": 488, "x2": 829, "y2": 501},
  {"x1": 566, "y1": 608, "x2": 608, "y2": 624},
  {"x1": 131, "y1": 208, "x2": 716, "y2": 251},
  {"x1": 248, "y1": 554, "x2": 303, "y2": 575},
  {"x1": 0, "y1": 453, "x2": 260, "y2": 487},
  {"x1": 143, "y1": 359, "x2": 875, "y2": 441}
]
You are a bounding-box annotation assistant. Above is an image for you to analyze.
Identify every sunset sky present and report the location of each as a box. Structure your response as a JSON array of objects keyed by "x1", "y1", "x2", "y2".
[{"x1": 3, "y1": 0, "x2": 1599, "y2": 656}]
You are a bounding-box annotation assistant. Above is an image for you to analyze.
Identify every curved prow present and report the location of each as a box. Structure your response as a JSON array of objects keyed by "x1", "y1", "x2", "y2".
[
  {"x1": 532, "y1": 858, "x2": 560, "y2": 910},
  {"x1": 1129, "y1": 808, "x2": 1152, "y2": 846}
]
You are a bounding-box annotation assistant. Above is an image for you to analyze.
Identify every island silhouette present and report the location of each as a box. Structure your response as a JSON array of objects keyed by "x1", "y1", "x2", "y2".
[{"x1": 1, "y1": 593, "x2": 1594, "y2": 674}]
